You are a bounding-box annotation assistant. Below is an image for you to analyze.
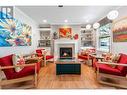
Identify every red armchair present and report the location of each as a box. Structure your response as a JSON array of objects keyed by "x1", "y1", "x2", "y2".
[
  {"x1": 36, "y1": 49, "x2": 54, "y2": 66},
  {"x1": 0, "y1": 54, "x2": 41, "y2": 89},
  {"x1": 78, "y1": 48, "x2": 96, "y2": 66},
  {"x1": 95, "y1": 53, "x2": 127, "y2": 88}
]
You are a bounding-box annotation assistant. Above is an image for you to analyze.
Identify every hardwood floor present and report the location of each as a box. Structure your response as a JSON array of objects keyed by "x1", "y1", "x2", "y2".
[
  {"x1": 2, "y1": 63, "x2": 115, "y2": 89},
  {"x1": 37, "y1": 63, "x2": 114, "y2": 89}
]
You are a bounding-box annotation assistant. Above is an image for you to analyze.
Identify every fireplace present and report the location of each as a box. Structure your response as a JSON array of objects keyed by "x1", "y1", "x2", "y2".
[{"x1": 60, "y1": 47, "x2": 72, "y2": 59}]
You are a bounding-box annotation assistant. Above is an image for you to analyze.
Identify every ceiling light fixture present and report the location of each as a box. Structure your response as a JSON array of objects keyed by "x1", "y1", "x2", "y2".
[
  {"x1": 107, "y1": 10, "x2": 119, "y2": 20},
  {"x1": 64, "y1": 19, "x2": 68, "y2": 23},
  {"x1": 93, "y1": 22, "x2": 100, "y2": 29},
  {"x1": 43, "y1": 20, "x2": 47, "y2": 23},
  {"x1": 86, "y1": 20, "x2": 89, "y2": 23}
]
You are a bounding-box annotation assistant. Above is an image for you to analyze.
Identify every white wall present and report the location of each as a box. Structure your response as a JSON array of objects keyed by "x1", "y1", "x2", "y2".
[
  {"x1": 112, "y1": 6, "x2": 127, "y2": 54},
  {"x1": 0, "y1": 7, "x2": 39, "y2": 57}
]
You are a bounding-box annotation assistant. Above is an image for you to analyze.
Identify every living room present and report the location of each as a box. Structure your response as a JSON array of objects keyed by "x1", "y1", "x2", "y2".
[{"x1": 0, "y1": 6, "x2": 127, "y2": 89}]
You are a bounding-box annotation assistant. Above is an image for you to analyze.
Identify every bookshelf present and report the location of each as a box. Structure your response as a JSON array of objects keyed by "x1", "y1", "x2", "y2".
[
  {"x1": 80, "y1": 28, "x2": 94, "y2": 47},
  {"x1": 38, "y1": 24, "x2": 51, "y2": 47}
]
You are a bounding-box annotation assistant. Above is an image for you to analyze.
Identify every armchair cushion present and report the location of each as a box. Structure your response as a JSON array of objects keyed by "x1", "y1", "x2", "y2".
[
  {"x1": 0, "y1": 54, "x2": 15, "y2": 79},
  {"x1": 117, "y1": 53, "x2": 127, "y2": 74},
  {"x1": 0, "y1": 54, "x2": 41, "y2": 80},
  {"x1": 97, "y1": 63, "x2": 123, "y2": 76},
  {"x1": 9, "y1": 66, "x2": 35, "y2": 79},
  {"x1": 46, "y1": 55, "x2": 54, "y2": 60},
  {"x1": 36, "y1": 49, "x2": 43, "y2": 57},
  {"x1": 78, "y1": 55, "x2": 88, "y2": 60}
]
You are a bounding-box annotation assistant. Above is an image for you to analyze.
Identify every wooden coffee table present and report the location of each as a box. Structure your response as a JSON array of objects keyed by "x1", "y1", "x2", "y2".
[{"x1": 55, "y1": 58, "x2": 81, "y2": 75}]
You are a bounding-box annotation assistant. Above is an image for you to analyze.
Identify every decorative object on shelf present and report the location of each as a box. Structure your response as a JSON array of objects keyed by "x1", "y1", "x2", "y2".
[
  {"x1": 38, "y1": 40, "x2": 51, "y2": 47},
  {"x1": 107, "y1": 10, "x2": 119, "y2": 20},
  {"x1": 40, "y1": 31, "x2": 50, "y2": 40},
  {"x1": 53, "y1": 32, "x2": 58, "y2": 39},
  {"x1": 73, "y1": 34, "x2": 78, "y2": 40},
  {"x1": 59, "y1": 27, "x2": 72, "y2": 38},
  {"x1": 112, "y1": 17, "x2": 127, "y2": 42},
  {"x1": 0, "y1": 11, "x2": 32, "y2": 47}
]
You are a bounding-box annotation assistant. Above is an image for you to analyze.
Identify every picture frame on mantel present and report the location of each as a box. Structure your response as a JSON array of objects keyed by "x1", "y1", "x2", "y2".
[
  {"x1": 112, "y1": 17, "x2": 127, "y2": 42},
  {"x1": 59, "y1": 27, "x2": 72, "y2": 38}
]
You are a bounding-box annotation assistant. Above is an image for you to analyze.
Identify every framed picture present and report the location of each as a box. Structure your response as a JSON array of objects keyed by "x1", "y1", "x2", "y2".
[
  {"x1": 0, "y1": 11, "x2": 32, "y2": 47},
  {"x1": 112, "y1": 17, "x2": 127, "y2": 42},
  {"x1": 59, "y1": 27, "x2": 72, "y2": 38}
]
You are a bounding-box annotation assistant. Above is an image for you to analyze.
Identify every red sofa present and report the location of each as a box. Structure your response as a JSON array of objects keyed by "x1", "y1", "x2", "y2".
[
  {"x1": 0, "y1": 54, "x2": 41, "y2": 80},
  {"x1": 94, "y1": 53, "x2": 127, "y2": 76}
]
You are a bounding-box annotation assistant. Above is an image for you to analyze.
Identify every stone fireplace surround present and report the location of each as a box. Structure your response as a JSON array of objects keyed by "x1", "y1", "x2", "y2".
[{"x1": 54, "y1": 39, "x2": 78, "y2": 61}]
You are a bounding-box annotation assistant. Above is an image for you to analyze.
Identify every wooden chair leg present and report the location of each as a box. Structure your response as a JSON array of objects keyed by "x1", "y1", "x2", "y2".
[
  {"x1": 44, "y1": 60, "x2": 46, "y2": 67},
  {"x1": 34, "y1": 64, "x2": 37, "y2": 88},
  {"x1": 53, "y1": 58, "x2": 55, "y2": 64},
  {"x1": 44, "y1": 55, "x2": 46, "y2": 67},
  {"x1": 0, "y1": 81, "x2": 2, "y2": 89},
  {"x1": 0, "y1": 69, "x2": 2, "y2": 89}
]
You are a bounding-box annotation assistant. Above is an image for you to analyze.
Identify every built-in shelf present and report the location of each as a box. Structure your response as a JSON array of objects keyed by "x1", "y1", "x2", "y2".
[
  {"x1": 80, "y1": 28, "x2": 94, "y2": 47},
  {"x1": 38, "y1": 24, "x2": 52, "y2": 47}
]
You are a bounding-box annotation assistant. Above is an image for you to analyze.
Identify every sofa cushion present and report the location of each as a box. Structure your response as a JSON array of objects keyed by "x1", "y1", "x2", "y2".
[
  {"x1": 97, "y1": 63, "x2": 124, "y2": 76},
  {"x1": 0, "y1": 54, "x2": 15, "y2": 79},
  {"x1": 117, "y1": 53, "x2": 127, "y2": 74}
]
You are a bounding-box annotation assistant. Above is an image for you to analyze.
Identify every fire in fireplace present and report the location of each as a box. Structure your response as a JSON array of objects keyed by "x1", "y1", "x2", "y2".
[{"x1": 60, "y1": 47, "x2": 72, "y2": 59}]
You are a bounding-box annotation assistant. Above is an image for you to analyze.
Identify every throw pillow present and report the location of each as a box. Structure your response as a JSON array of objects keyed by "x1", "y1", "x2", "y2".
[
  {"x1": 103, "y1": 54, "x2": 120, "y2": 68},
  {"x1": 111, "y1": 54, "x2": 120, "y2": 63},
  {"x1": 12, "y1": 54, "x2": 25, "y2": 72}
]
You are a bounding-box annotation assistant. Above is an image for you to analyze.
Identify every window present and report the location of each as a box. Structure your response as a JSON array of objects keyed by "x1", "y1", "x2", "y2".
[{"x1": 98, "y1": 23, "x2": 111, "y2": 52}]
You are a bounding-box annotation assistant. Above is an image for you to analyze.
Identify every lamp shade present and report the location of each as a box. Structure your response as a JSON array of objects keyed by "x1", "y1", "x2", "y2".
[
  {"x1": 93, "y1": 22, "x2": 100, "y2": 29},
  {"x1": 107, "y1": 10, "x2": 119, "y2": 20}
]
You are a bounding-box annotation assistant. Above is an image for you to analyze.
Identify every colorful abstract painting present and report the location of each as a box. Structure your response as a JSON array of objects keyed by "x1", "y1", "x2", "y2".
[
  {"x1": 59, "y1": 27, "x2": 72, "y2": 38},
  {"x1": 0, "y1": 11, "x2": 31, "y2": 46},
  {"x1": 112, "y1": 17, "x2": 127, "y2": 42}
]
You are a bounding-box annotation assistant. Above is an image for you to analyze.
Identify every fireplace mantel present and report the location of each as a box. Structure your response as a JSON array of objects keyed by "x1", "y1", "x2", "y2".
[
  {"x1": 54, "y1": 39, "x2": 78, "y2": 44},
  {"x1": 54, "y1": 39, "x2": 78, "y2": 60}
]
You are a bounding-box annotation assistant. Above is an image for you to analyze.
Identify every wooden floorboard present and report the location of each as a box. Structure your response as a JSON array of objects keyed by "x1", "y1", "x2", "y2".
[
  {"x1": 2, "y1": 63, "x2": 115, "y2": 89},
  {"x1": 37, "y1": 63, "x2": 115, "y2": 89}
]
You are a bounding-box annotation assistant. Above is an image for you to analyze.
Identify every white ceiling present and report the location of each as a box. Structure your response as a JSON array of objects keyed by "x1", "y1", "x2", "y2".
[{"x1": 17, "y1": 6, "x2": 119, "y2": 25}]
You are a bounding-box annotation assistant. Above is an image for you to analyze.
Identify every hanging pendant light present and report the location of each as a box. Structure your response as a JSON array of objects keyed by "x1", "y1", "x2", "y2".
[
  {"x1": 93, "y1": 22, "x2": 100, "y2": 29},
  {"x1": 107, "y1": 10, "x2": 119, "y2": 20},
  {"x1": 86, "y1": 24, "x2": 91, "y2": 29}
]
